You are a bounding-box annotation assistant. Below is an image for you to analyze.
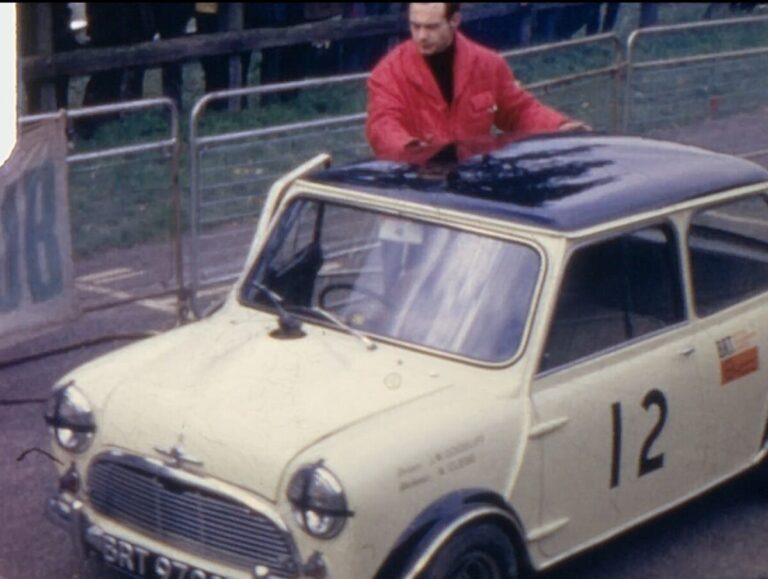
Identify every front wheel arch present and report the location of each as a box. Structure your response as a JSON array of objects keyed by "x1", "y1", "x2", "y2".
[
  {"x1": 418, "y1": 521, "x2": 520, "y2": 579},
  {"x1": 372, "y1": 489, "x2": 533, "y2": 579}
]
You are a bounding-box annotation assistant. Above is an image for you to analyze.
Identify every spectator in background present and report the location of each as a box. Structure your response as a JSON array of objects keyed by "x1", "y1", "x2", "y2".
[
  {"x1": 196, "y1": 4, "x2": 344, "y2": 108},
  {"x1": 366, "y1": 3, "x2": 586, "y2": 160},
  {"x1": 338, "y1": 4, "x2": 397, "y2": 73},
  {"x1": 74, "y1": 4, "x2": 154, "y2": 137},
  {"x1": 603, "y1": 4, "x2": 621, "y2": 31},
  {"x1": 195, "y1": 2, "x2": 245, "y2": 108},
  {"x1": 75, "y1": 3, "x2": 194, "y2": 137},
  {"x1": 244, "y1": 4, "x2": 307, "y2": 105},
  {"x1": 18, "y1": 4, "x2": 80, "y2": 113},
  {"x1": 152, "y1": 3, "x2": 195, "y2": 110},
  {"x1": 533, "y1": 3, "x2": 605, "y2": 44},
  {"x1": 301, "y1": 3, "x2": 345, "y2": 77},
  {"x1": 704, "y1": 2, "x2": 760, "y2": 19},
  {"x1": 255, "y1": 3, "x2": 344, "y2": 104},
  {"x1": 640, "y1": 3, "x2": 660, "y2": 27},
  {"x1": 462, "y1": 3, "x2": 533, "y2": 50},
  {"x1": 81, "y1": 4, "x2": 155, "y2": 108}
]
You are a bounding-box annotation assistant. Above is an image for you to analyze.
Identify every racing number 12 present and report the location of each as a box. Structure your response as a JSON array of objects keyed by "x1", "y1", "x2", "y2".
[{"x1": 610, "y1": 389, "x2": 668, "y2": 488}]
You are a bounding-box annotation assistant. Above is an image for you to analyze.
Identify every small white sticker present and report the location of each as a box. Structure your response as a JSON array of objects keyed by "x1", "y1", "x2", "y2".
[{"x1": 379, "y1": 219, "x2": 423, "y2": 244}]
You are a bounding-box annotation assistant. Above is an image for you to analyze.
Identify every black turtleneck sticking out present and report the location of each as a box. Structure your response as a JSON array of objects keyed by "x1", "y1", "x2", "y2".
[{"x1": 425, "y1": 41, "x2": 456, "y2": 104}]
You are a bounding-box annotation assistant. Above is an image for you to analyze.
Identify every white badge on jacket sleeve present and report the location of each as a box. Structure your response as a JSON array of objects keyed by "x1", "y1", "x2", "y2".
[{"x1": 0, "y1": 3, "x2": 18, "y2": 166}]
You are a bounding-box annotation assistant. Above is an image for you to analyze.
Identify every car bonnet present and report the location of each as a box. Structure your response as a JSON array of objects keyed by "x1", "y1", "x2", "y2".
[{"x1": 89, "y1": 310, "x2": 454, "y2": 501}]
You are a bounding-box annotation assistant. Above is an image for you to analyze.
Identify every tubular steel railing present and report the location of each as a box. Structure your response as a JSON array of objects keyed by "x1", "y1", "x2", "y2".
[
  {"x1": 503, "y1": 33, "x2": 625, "y2": 133},
  {"x1": 187, "y1": 74, "x2": 369, "y2": 316},
  {"x1": 624, "y1": 14, "x2": 768, "y2": 134},
  {"x1": 12, "y1": 16, "x2": 768, "y2": 335},
  {"x1": 19, "y1": 97, "x2": 186, "y2": 321}
]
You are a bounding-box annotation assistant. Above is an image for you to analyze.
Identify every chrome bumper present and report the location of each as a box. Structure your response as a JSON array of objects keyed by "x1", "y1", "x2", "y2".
[
  {"x1": 47, "y1": 495, "x2": 106, "y2": 555},
  {"x1": 47, "y1": 492, "x2": 329, "y2": 579},
  {"x1": 47, "y1": 494, "x2": 83, "y2": 529},
  {"x1": 46, "y1": 493, "x2": 90, "y2": 563}
]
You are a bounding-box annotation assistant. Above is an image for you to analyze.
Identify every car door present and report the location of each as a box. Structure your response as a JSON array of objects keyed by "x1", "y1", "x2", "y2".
[
  {"x1": 527, "y1": 223, "x2": 708, "y2": 560},
  {"x1": 686, "y1": 193, "x2": 768, "y2": 482}
]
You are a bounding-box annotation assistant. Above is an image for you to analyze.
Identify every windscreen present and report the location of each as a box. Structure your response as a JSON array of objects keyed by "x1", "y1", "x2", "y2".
[{"x1": 241, "y1": 198, "x2": 541, "y2": 363}]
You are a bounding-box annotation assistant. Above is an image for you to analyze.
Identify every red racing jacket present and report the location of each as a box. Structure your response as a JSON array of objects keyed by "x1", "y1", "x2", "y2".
[{"x1": 366, "y1": 32, "x2": 571, "y2": 160}]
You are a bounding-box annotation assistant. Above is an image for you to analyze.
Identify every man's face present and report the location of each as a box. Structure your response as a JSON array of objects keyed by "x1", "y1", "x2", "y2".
[{"x1": 409, "y1": 3, "x2": 460, "y2": 56}]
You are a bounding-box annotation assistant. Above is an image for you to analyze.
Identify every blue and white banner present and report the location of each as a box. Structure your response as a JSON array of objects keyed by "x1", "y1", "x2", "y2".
[{"x1": 0, "y1": 114, "x2": 77, "y2": 347}]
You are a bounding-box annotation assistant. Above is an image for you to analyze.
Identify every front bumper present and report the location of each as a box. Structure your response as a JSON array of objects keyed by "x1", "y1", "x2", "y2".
[
  {"x1": 47, "y1": 493, "x2": 88, "y2": 561},
  {"x1": 47, "y1": 492, "x2": 328, "y2": 579}
]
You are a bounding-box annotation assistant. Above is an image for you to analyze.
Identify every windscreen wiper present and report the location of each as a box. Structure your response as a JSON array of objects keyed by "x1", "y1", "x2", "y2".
[
  {"x1": 310, "y1": 306, "x2": 377, "y2": 351},
  {"x1": 250, "y1": 282, "x2": 303, "y2": 336},
  {"x1": 250, "y1": 282, "x2": 374, "y2": 349}
]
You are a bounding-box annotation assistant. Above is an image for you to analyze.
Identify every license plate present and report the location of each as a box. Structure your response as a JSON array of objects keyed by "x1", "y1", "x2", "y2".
[{"x1": 102, "y1": 533, "x2": 229, "y2": 579}]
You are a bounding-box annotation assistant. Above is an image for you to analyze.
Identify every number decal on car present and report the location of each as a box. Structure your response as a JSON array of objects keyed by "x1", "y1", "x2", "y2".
[
  {"x1": 638, "y1": 389, "x2": 667, "y2": 477},
  {"x1": 610, "y1": 389, "x2": 668, "y2": 488}
]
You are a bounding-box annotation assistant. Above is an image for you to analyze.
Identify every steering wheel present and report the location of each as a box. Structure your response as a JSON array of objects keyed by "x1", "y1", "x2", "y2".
[
  {"x1": 319, "y1": 283, "x2": 387, "y2": 309},
  {"x1": 318, "y1": 283, "x2": 388, "y2": 327}
]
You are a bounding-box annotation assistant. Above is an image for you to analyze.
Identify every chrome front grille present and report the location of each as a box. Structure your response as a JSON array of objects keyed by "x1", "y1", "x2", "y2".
[{"x1": 87, "y1": 455, "x2": 299, "y2": 577}]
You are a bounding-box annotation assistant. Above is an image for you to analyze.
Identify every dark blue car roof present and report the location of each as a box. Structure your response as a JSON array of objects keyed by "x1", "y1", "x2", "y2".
[{"x1": 308, "y1": 134, "x2": 768, "y2": 232}]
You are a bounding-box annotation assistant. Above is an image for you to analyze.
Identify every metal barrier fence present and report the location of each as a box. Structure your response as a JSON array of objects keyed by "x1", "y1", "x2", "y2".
[
  {"x1": 187, "y1": 73, "x2": 370, "y2": 316},
  {"x1": 625, "y1": 14, "x2": 768, "y2": 153},
  {"x1": 12, "y1": 17, "x2": 768, "y2": 330},
  {"x1": 19, "y1": 98, "x2": 186, "y2": 322},
  {"x1": 506, "y1": 33, "x2": 624, "y2": 133}
]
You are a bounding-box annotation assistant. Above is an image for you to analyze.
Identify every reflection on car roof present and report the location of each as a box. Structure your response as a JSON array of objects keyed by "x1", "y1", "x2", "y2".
[{"x1": 309, "y1": 134, "x2": 768, "y2": 232}]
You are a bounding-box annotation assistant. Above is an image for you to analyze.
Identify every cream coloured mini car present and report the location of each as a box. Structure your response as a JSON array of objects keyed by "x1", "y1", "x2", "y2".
[{"x1": 46, "y1": 134, "x2": 768, "y2": 579}]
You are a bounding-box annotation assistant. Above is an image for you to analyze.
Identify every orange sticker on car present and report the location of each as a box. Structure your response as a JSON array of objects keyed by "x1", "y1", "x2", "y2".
[{"x1": 720, "y1": 346, "x2": 759, "y2": 385}]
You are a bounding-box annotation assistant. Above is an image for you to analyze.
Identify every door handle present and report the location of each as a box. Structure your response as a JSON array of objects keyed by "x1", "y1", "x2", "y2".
[{"x1": 678, "y1": 345, "x2": 696, "y2": 357}]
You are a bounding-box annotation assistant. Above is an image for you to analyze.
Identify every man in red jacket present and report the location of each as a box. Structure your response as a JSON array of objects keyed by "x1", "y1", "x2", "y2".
[{"x1": 366, "y1": 3, "x2": 586, "y2": 160}]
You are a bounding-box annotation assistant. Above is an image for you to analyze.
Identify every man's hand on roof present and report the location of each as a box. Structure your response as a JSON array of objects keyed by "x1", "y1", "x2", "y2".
[
  {"x1": 405, "y1": 137, "x2": 432, "y2": 150},
  {"x1": 558, "y1": 120, "x2": 592, "y2": 132}
]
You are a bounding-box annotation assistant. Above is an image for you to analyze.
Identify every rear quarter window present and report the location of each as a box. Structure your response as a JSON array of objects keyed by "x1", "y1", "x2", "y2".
[{"x1": 688, "y1": 193, "x2": 768, "y2": 316}]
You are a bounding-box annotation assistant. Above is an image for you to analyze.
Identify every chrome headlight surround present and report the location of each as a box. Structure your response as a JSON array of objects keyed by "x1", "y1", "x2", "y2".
[
  {"x1": 44, "y1": 382, "x2": 96, "y2": 453},
  {"x1": 287, "y1": 462, "x2": 352, "y2": 539}
]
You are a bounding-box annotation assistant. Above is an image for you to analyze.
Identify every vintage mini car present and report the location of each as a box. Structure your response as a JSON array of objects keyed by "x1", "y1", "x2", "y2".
[{"x1": 46, "y1": 133, "x2": 768, "y2": 579}]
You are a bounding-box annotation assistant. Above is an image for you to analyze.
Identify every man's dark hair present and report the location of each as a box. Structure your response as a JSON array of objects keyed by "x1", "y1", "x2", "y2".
[{"x1": 408, "y1": 3, "x2": 462, "y2": 19}]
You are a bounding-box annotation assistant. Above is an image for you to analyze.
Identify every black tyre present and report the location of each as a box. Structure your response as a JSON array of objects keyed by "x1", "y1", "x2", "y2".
[{"x1": 419, "y1": 523, "x2": 519, "y2": 579}]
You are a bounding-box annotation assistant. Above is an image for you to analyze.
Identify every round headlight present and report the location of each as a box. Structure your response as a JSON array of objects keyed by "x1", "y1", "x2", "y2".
[
  {"x1": 44, "y1": 383, "x2": 96, "y2": 453},
  {"x1": 287, "y1": 463, "x2": 351, "y2": 539}
]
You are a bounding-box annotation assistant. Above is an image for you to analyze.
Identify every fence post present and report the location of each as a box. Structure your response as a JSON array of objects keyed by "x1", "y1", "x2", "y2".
[
  {"x1": 188, "y1": 94, "x2": 210, "y2": 319},
  {"x1": 224, "y1": 3, "x2": 245, "y2": 113},
  {"x1": 623, "y1": 29, "x2": 641, "y2": 133},
  {"x1": 32, "y1": 4, "x2": 57, "y2": 112},
  {"x1": 167, "y1": 100, "x2": 190, "y2": 323},
  {"x1": 613, "y1": 34, "x2": 627, "y2": 133}
]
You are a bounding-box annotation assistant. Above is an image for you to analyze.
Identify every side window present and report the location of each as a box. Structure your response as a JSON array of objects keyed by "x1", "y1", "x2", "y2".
[
  {"x1": 271, "y1": 202, "x2": 319, "y2": 263},
  {"x1": 540, "y1": 225, "x2": 684, "y2": 373},
  {"x1": 260, "y1": 200, "x2": 322, "y2": 305},
  {"x1": 689, "y1": 194, "x2": 768, "y2": 316}
]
